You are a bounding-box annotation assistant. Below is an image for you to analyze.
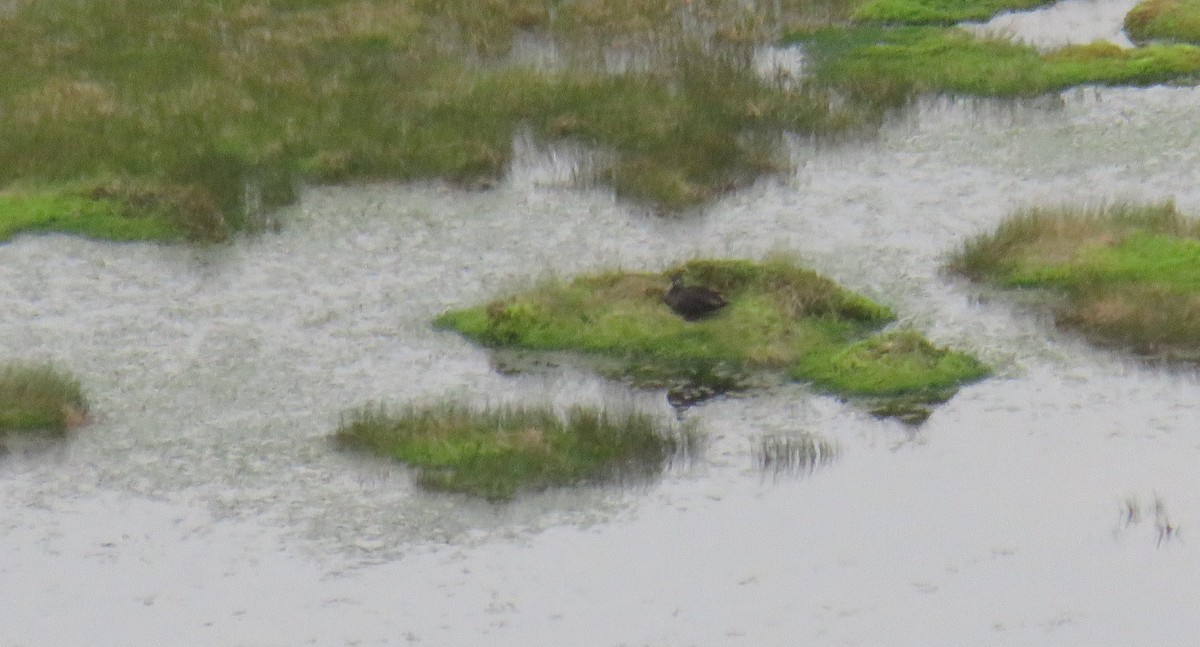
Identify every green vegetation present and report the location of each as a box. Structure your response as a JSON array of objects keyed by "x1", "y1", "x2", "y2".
[
  {"x1": 436, "y1": 258, "x2": 989, "y2": 418},
  {"x1": 334, "y1": 401, "x2": 694, "y2": 501},
  {"x1": 950, "y1": 201, "x2": 1200, "y2": 357},
  {"x1": 852, "y1": 0, "x2": 1052, "y2": 25},
  {"x1": 0, "y1": 0, "x2": 882, "y2": 241},
  {"x1": 1126, "y1": 0, "x2": 1200, "y2": 45},
  {"x1": 793, "y1": 329, "x2": 989, "y2": 396},
  {"x1": 791, "y1": 26, "x2": 1200, "y2": 102},
  {"x1": 0, "y1": 364, "x2": 88, "y2": 435},
  {"x1": 0, "y1": 180, "x2": 231, "y2": 243}
]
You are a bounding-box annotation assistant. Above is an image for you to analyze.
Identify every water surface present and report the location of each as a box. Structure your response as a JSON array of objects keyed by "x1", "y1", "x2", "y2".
[{"x1": 3, "y1": 43, "x2": 1200, "y2": 647}]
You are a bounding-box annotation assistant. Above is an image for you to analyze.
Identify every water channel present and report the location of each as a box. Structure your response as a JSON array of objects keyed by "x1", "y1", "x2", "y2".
[{"x1": 3, "y1": 3, "x2": 1200, "y2": 645}]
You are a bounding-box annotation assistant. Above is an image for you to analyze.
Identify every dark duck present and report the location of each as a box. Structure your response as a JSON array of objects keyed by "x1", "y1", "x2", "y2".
[{"x1": 663, "y1": 271, "x2": 727, "y2": 321}]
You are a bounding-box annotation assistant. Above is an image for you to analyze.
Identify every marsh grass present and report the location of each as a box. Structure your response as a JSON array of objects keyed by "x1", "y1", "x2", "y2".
[
  {"x1": 0, "y1": 0, "x2": 879, "y2": 240},
  {"x1": 852, "y1": 0, "x2": 1052, "y2": 25},
  {"x1": 333, "y1": 401, "x2": 696, "y2": 501},
  {"x1": 791, "y1": 329, "x2": 990, "y2": 396},
  {"x1": 791, "y1": 26, "x2": 1200, "y2": 102},
  {"x1": 436, "y1": 257, "x2": 988, "y2": 416},
  {"x1": 0, "y1": 363, "x2": 88, "y2": 435},
  {"x1": 753, "y1": 432, "x2": 839, "y2": 477},
  {"x1": 1125, "y1": 0, "x2": 1200, "y2": 44},
  {"x1": 950, "y1": 202, "x2": 1200, "y2": 357}
]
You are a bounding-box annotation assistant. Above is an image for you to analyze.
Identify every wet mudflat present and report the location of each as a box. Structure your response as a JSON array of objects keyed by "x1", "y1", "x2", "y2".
[{"x1": 3, "y1": 35, "x2": 1200, "y2": 647}]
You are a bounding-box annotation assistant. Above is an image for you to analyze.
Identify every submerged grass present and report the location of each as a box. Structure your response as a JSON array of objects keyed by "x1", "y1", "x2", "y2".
[
  {"x1": 0, "y1": 363, "x2": 88, "y2": 435},
  {"x1": 753, "y1": 432, "x2": 840, "y2": 476},
  {"x1": 436, "y1": 257, "x2": 988, "y2": 416},
  {"x1": 333, "y1": 401, "x2": 695, "y2": 501},
  {"x1": 791, "y1": 26, "x2": 1200, "y2": 102},
  {"x1": 1126, "y1": 0, "x2": 1200, "y2": 45},
  {"x1": 949, "y1": 201, "x2": 1200, "y2": 357},
  {"x1": 0, "y1": 0, "x2": 876, "y2": 241}
]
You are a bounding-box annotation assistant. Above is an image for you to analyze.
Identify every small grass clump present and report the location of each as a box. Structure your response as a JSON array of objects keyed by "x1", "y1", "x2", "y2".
[
  {"x1": 334, "y1": 401, "x2": 694, "y2": 501},
  {"x1": 1125, "y1": 0, "x2": 1200, "y2": 45},
  {"x1": 436, "y1": 258, "x2": 988, "y2": 417},
  {"x1": 791, "y1": 26, "x2": 1200, "y2": 103},
  {"x1": 949, "y1": 201, "x2": 1200, "y2": 357},
  {"x1": 793, "y1": 329, "x2": 990, "y2": 396},
  {"x1": 852, "y1": 0, "x2": 1053, "y2": 25},
  {"x1": 0, "y1": 364, "x2": 88, "y2": 436}
]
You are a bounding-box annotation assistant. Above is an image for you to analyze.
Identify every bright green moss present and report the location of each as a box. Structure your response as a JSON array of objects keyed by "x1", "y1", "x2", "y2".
[
  {"x1": 0, "y1": 190, "x2": 183, "y2": 243},
  {"x1": 792, "y1": 330, "x2": 990, "y2": 396}
]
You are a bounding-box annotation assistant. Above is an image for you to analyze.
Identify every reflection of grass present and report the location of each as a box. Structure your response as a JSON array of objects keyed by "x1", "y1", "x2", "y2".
[
  {"x1": 1126, "y1": 0, "x2": 1200, "y2": 44},
  {"x1": 950, "y1": 202, "x2": 1200, "y2": 357},
  {"x1": 791, "y1": 26, "x2": 1200, "y2": 102},
  {"x1": 436, "y1": 257, "x2": 988, "y2": 417},
  {"x1": 754, "y1": 433, "x2": 839, "y2": 476},
  {"x1": 0, "y1": 0, "x2": 876, "y2": 241},
  {"x1": 0, "y1": 364, "x2": 88, "y2": 435},
  {"x1": 333, "y1": 401, "x2": 695, "y2": 501}
]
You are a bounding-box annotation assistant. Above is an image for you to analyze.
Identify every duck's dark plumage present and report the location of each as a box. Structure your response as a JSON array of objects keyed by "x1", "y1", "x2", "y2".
[{"x1": 663, "y1": 272, "x2": 727, "y2": 321}]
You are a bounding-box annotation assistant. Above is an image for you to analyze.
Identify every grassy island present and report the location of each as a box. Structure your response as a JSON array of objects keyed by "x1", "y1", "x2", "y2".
[
  {"x1": 950, "y1": 202, "x2": 1200, "y2": 358},
  {"x1": 0, "y1": 364, "x2": 88, "y2": 436},
  {"x1": 334, "y1": 402, "x2": 694, "y2": 501},
  {"x1": 1126, "y1": 0, "x2": 1200, "y2": 45},
  {"x1": 791, "y1": 26, "x2": 1200, "y2": 102},
  {"x1": 436, "y1": 258, "x2": 989, "y2": 421}
]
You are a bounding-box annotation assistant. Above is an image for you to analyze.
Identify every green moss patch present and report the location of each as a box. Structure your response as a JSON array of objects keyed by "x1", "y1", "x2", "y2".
[
  {"x1": 0, "y1": 364, "x2": 88, "y2": 436},
  {"x1": 853, "y1": 0, "x2": 1053, "y2": 25},
  {"x1": 334, "y1": 402, "x2": 694, "y2": 501},
  {"x1": 0, "y1": 179, "x2": 243, "y2": 243},
  {"x1": 949, "y1": 202, "x2": 1200, "y2": 357},
  {"x1": 791, "y1": 26, "x2": 1200, "y2": 101},
  {"x1": 1126, "y1": 0, "x2": 1200, "y2": 45},
  {"x1": 436, "y1": 258, "x2": 988, "y2": 420}
]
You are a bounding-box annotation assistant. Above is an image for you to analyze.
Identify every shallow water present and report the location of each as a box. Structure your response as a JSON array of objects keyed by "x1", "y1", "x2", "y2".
[
  {"x1": 5, "y1": 31, "x2": 1200, "y2": 647},
  {"x1": 963, "y1": 0, "x2": 1140, "y2": 49}
]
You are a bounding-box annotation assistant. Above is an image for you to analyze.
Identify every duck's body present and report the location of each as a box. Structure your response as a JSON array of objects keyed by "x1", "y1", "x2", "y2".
[{"x1": 663, "y1": 272, "x2": 727, "y2": 321}]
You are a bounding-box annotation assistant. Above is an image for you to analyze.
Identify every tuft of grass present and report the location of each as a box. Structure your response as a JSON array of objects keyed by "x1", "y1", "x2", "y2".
[
  {"x1": 790, "y1": 25, "x2": 1200, "y2": 103},
  {"x1": 0, "y1": 363, "x2": 88, "y2": 435},
  {"x1": 792, "y1": 329, "x2": 990, "y2": 397},
  {"x1": 1125, "y1": 0, "x2": 1200, "y2": 45},
  {"x1": 852, "y1": 0, "x2": 1053, "y2": 25},
  {"x1": 436, "y1": 257, "x2": 987, "y2": 417},
  {"x1": 333, "y1": 401, "x2": 695, "y2": 501},
  {"x1": 949, "y1": 201, "x2": 1200, "y2": 357},
  {"x1": 754, "y1": 432, "x2": 840, "y2": 476}
]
